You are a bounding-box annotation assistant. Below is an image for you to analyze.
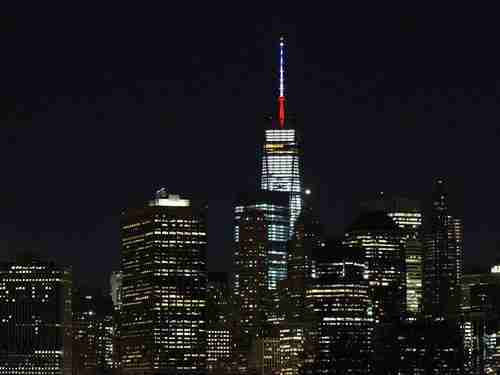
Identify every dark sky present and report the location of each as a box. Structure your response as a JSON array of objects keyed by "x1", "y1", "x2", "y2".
[{"x1": 1, "y1": 5, "x2": 500, "y2": 289}]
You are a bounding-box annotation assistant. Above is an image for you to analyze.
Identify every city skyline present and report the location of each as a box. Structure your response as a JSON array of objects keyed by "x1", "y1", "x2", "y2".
[{"x1": 2, "y1": 7, "x2": 500, "y2": 290}]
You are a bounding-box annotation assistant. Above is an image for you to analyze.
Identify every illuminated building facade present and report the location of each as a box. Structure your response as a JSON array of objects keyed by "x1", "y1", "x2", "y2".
[
  {"x1": 0, "y1": 256, "x2": 72, "y2": 375},
  {"x1": 234, "y1": 191, "x2": 289, "y2": 291},
  {"x1": 72, "y1": 287, "x2": 114, "y2": 374},
  {"x1": 252, "y1": 336, "x2": 281, "y2": 375},
  {"x1": 362, "y1": 196, "x2": 423, "y2": 316},
  {"x1": 233, "y1": 209, "x2": 269, "y2": 336},
  {"x1": 461, "y1": 271, "x2": 500, "y2": 373},
  {"x1": 207, "y1": 327, "x2": 231, "y2": 372},
  {"x1": 373, "y1": 319, "x2": 464, "y2": 374},
  {"x1": 423, "y1": 179, "x2": 463, "y2": 318},
  {"x1": 344, "y1": 211, "x2": 405, "y2": 323},
  {"x1": 305, "y1": 242, "x2": 373, "y2": 374},
  {"x1": 206, "y1": 273, "x2": 232, "y2": 373},
  {"x1": 260, "y1": 38, "x2": 303, "y2": 242},
  {"x1": 120, "y1": 190, "x2": 207, "y2": 374},
  {"x1": 279, "y1": 202, "x2": 324, "y2": 375}
]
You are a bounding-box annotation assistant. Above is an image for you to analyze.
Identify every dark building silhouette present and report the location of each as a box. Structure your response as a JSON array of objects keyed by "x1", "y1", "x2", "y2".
[
  {"x1": 72, "y1": 286, "x2": 114, "y2": 375},
  {"x1": 279, "y1": 200, "x2": 324, "y2": 375},
  {"x1": 285, "y1": 202, "x2": 324, "y2": 321},
  {"x1": 344, "y1": 211, "x2": 406, "y2": 323},
  {"x1": 372, "y1": 319, "x2": 464, "y2": 375},
  {"x1": 423, "y1": 179, "x2": 463, "y2": 318},
  {"x1": 119, "y1": 190, "x2": 207, "y2": 374}
]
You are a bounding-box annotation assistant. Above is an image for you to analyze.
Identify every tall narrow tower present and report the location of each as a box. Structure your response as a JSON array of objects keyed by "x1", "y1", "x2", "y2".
[
  {"x1": 423, "y1": 179, "x2": 463, "y2": 318},
  {"x1": 261, "y1": 37, "x2": 303, "y2": 241}
]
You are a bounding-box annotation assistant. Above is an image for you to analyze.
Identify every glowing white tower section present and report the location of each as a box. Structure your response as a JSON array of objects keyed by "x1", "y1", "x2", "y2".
[{"x1": 261, "y1": 37, "x2": 303, "y2": 240}]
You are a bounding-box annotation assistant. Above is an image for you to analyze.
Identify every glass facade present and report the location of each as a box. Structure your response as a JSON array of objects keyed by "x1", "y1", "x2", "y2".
[
  {"x1": 234, "y1": 191, "x2": 289, "y2": 291},
  {"x1": 261, "y1": 128, "x2": 302, "y2": 240}
]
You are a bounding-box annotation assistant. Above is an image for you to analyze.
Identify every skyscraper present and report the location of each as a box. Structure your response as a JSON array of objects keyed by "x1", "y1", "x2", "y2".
[
  {"x1": 423, "y1": 179, "x2": 463, "y2": 318},
  {"x1": 344, "y1": 211, "x2": 405, "y2": 323},
  {"x1": 279, "y1": 200, "x2": 324, "y2": 375},
  {"x1": 120, "y1": 189, "x2": 207, "y2": 374},
  {"x1": 234, "y1": 191, "x2": 289, "y2": 291},
  {"x1": 305, "y1": 241, "x2": 373, "y2": 374},
  {"x1": 260, "y1": 37, "x2": 303, "y2": 239},
  {"x1": 362, "y1": 195, "x2": 423, "y2": 316},
  {"x1": 232, "y1": 208, "x2": 270, "y2": 373},
  {"x1": 233, "y1": 208, "x2": 269, "y2": 336},
  {"x1": 0, "y1": 255, "x2": 72, "y2": 375},
  {"x1": 285, "y1": 201, "x2": 324, "y2": 321},
  {"x1": 72, "y1": 286, "x2": 114, "y2": 374}
]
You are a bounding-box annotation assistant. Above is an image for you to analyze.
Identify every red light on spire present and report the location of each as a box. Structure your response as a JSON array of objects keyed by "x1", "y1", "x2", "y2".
[{"x1": 279, "y1": 96, "x2": 285, "y2": 128}]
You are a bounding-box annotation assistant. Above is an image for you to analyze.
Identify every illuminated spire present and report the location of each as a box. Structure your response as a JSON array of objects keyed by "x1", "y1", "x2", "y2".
[{"x1": 278, "y1": 36, "x2": 286, "y2": 128}]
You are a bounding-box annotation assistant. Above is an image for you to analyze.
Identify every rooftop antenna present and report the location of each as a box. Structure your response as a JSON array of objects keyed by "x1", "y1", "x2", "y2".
[{"x1": 278, "y1": 36, "x2": 286, "y2": 128}]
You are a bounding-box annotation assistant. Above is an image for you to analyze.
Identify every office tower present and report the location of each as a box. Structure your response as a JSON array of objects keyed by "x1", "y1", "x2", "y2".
[
  {"x1": 305, "y1": 241, "x2": 373, "y2": 374},
  {"x1": 373, "y1": 319, "x2": 464, "y2": 375},
  {"x1": 344, "y1": 211, "x2": 405, "y2": 323},
  {"x1": 95, "y1": 314, "x2": 114, "y2": 371},
  {"x1": 423, "y1": 179, "x2": 463, "y2": 318},
  {"x1": 206, "y1": 273, "x2": 231, "y2": 373},
  {"x1": 207, "y1": 327, "x2": 231, "y2": 373},
  {"x1": 279, "y1": 201, "x2": 324, "y2": 375},
  {"x1": 260, "y1": 37, "x2": 303, "y2": 239},
  {"x1": 233, "y1": 208, "x2": 269, "y2": 336},
  {"x1": 461, "y1": 269, "x2": 500, "y2": 374},
  {"x1": 0, "y1": 255, "x2": 72, "y2": 375},
  {"x1": 251, "y1": 336, "x2": 281, "y2": 374},
  {"x1": 120, "y1": 189, "x2": 207, "y2": 374},
  {"x1": 362, "y1": 195, "x2": 423, "y2": 316},
  {"x1": 72, "y1": 286, "x2": 114, "y2": 374},
  {"x1": 285, "y1": 202, "x2": 324, "y2": 321},
  {"x1": 207, "y1": 272, "x2": 231, "y2": 324},
  {"x1": 234, "y1": 191, "x2": 289, "y2": 291}
]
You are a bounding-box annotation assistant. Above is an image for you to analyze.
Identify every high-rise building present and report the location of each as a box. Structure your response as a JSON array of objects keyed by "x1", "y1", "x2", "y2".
[
  {"x1": 279, "y1": 200, "x2": 324, "y2": 375},
  {"x1": 234, "y1": 191, "x2": 289, "y2": 291},
  {"x1": 260, "y1": 37, "x2": 303, "y2": 239},
  {"x1": 251, "y1": 336, "x2": 281, "y2": 375},
  {"x1": 423, "y1": 179, "x2": 463, "y2": 318},
  {"x1": 72, "y1": 286, "x2": 114, "y2": 374},
  {"x1": 0, "y1": 255, "x2": 72, "y2": 375},
  {"x1": 344, "y1": 211, "x2": 406, "y2": 323},
  {"x1": 206, "y1": 273, "x2": 232, "y2": 373},
  {"x1": 283, "y1": 199, "x2": 324, "y2": 321},
  {"x1": 232, "y1": 208, "x2": 270, "y2": 373},
  {"x1": 361, "y1": 195, "x2": 423, "y2": 316},
  {"x1": 233, "y1": 208, "x2": 269, "y2": 336},
  {"x1": 372, "y1": 319, "x2": 464, "y2": 374},
  {"x1": 305, "y1": 241, "x2": 373, "y2": 374},
  {"x1": 120, "y1": 189, "x2": 207, "y2": 374},
  {"x1": 207, "y1": 327, "x2": 231, "y2": 373}
]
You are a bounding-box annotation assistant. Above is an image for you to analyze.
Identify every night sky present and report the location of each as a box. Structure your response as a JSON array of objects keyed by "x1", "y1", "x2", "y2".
[{"x1": 1, "y1": 6, "x2": 500, "y2": 289}]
